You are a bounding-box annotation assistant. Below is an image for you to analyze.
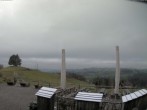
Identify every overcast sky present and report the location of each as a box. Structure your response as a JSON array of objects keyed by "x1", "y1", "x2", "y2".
[{"x1": 0, "y1": 0, "x2": 147, "y2": 70}]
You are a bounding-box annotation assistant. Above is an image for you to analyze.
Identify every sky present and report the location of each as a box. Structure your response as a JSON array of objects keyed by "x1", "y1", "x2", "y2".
[{"x1": 0, "y1": 0, "x2": 147, "y2": 70}]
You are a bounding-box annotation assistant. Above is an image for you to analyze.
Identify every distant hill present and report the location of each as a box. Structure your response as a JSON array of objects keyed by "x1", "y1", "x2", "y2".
[
  {"x1": 0, "y1": 66, "x2": 90, "y2": 87},
  {"x1": 67, "y1": 68, "x2": 147, "y2": 79}
]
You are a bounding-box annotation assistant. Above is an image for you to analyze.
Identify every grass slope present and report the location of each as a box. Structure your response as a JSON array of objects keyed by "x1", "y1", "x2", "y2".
[{"x1": 0, "y1": 66, "x2": 90, "y2": 87}]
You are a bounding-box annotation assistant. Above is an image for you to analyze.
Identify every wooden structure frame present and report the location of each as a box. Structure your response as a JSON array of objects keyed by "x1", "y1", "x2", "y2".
[
  {"x1": 35, "y1": 87, "x2": 57, "y2": 110},
  {"x1": 74, "y1": 92, "x2": 103, "y2": 110},
  {"x1": 122, "y1": 89, "x2": 147, "y2": 110}
]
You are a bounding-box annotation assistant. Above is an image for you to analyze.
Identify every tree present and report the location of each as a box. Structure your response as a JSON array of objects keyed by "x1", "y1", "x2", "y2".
[{"x1": 8, "y1": 54, "x2": 21, "y2": 66}]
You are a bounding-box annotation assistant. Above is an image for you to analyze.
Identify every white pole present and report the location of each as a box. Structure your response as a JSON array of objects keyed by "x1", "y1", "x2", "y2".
[
  {"x1": 60, "y1": 49, "x2": 66, "y2": 89},
  {"x1": 114, "y1": 46, "x2": 120, "y2": 94}
]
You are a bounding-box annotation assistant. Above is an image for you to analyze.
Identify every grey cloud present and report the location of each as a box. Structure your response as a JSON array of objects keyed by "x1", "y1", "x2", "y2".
[{"x1": 0, "y1": 0, "x2": 147, "y2": 69}]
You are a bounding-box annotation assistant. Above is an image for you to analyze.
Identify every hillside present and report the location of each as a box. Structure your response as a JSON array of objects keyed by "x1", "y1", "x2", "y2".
[
  {"x1": 67, "y1": 68, "x2": 147, "y2": 79},
  {"x1": 0, "y1": 66, "x2": 90, "y2": 87},
  {"x1": 67, "y1": 68, "x2": 147, "y2": 87}
]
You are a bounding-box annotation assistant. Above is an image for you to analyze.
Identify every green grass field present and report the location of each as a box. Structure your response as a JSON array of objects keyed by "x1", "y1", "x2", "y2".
[{"x1": 0, "y1": 66, "x2": 92, "y2": 88}]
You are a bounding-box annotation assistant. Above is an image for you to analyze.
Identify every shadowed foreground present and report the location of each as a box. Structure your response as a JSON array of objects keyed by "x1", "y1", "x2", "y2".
[{"x1": 0, "y1": 84, "x2": 37, "y2": 110}]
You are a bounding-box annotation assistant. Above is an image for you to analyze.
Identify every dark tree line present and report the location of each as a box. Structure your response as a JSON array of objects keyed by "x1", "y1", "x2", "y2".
[
  {"x1": 67, "y1": 72, "x2": 86, "y2": 81},
  {"x1": 128, "y1": 73, "x2": 147, "y2": 87},
  {"x1": 92, "y1": 76, "x2": 114, "y2": 86},
  {"x1": 91, "y1": 73, "x2": 147, "y2": 88}
]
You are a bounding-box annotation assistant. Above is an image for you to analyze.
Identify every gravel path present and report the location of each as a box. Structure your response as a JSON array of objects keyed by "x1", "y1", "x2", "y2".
[{"x1": 0, "y1": 84, "x2": 38, "y2": 110}]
